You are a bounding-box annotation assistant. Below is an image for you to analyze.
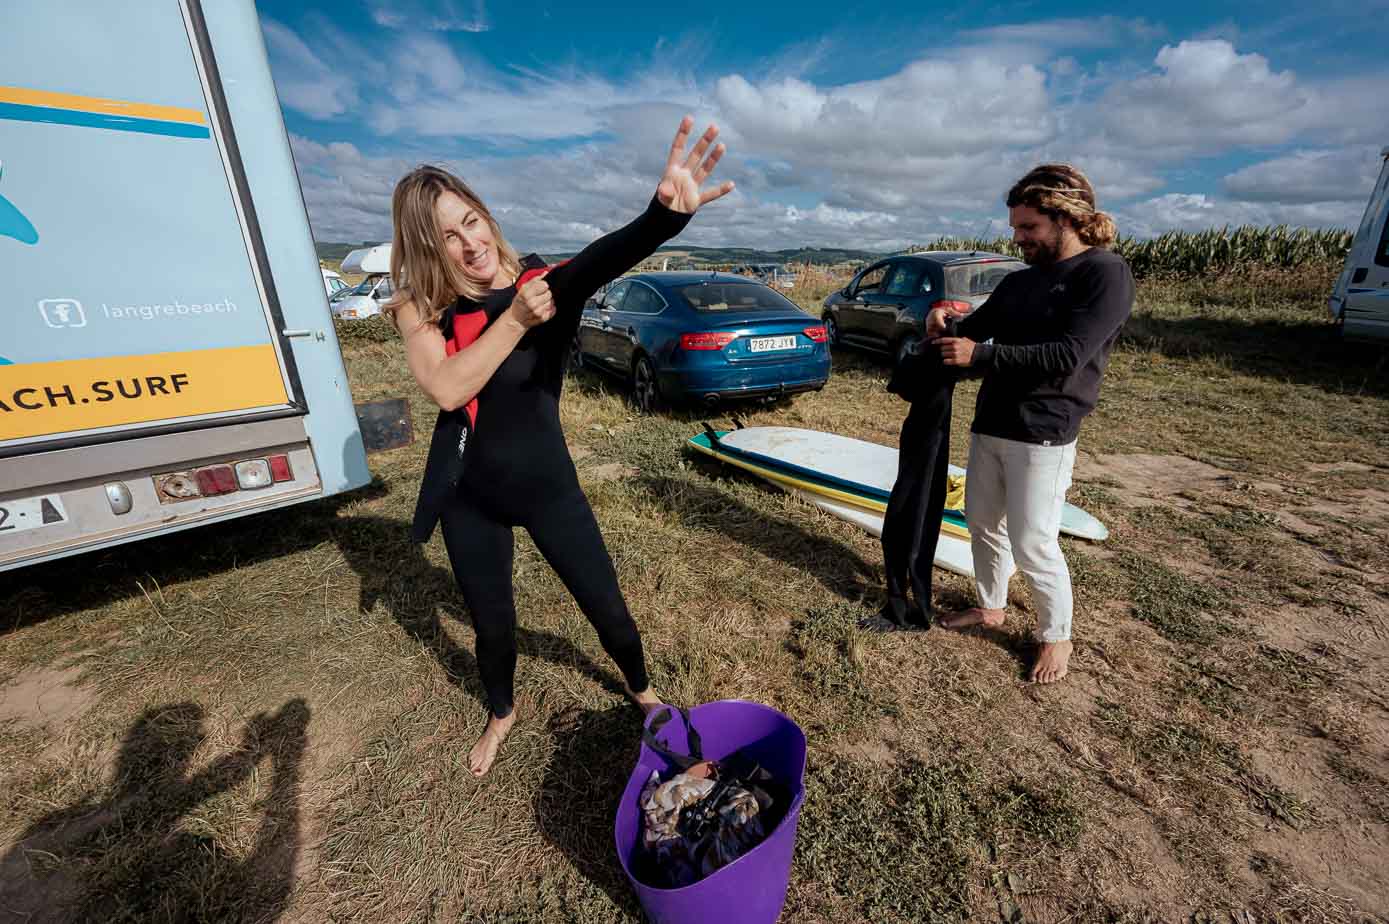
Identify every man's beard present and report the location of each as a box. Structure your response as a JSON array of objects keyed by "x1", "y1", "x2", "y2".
[{"x1": 1020, "y1": 226, "x2": 1063, "y2": 266}]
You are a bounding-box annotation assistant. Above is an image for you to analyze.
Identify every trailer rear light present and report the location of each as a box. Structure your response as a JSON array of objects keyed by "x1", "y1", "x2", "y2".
[
  {"x1": 234, "y1": 460, "x2": 273, "y2": 490},
  {"x1": 155, "y1": 472, "x2": 202, "y2": 502},
  {"x1": 680, "y1": 332, "x2": 736, "y2": 351},
  {"x1": 268, "y1": 454, "x2": 293, "y2": 482},
  {"x1": 153, "y1": 453, "x2": 295, "y2": 503},
  {"x1": 803, "y1": 325, "x2": 828, "y2": 343},
  {"x1": 931, "y1": 299, "x2": 972, "y2": 315},
  {"x1": 195, "y1": 465, "x2": 237, "y2": 496}
]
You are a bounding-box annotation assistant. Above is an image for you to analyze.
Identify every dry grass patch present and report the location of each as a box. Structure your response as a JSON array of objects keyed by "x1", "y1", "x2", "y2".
[{"x1": 2, "y1": 264, "x2": 1387, "y2": 921}]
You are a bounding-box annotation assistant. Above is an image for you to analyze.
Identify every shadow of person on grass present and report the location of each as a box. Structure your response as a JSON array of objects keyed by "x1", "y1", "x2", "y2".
[
  {"x1": 0, "y1": 699, "x2": 308, "y2": 924},
  {"x1": 533, "y1": 704, "x2": 646, "y2": 916},
  {"x1": 637, "y1": 472, "x2": 881, "y2": 606},
  {"x1": 327, "y1": 514, "x2": 630, "y2": 711}
]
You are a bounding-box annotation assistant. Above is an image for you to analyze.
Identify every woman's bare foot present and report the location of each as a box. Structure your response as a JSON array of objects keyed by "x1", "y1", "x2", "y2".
[
  {"x1": 624, "y1": 684, "x2": 664, "y2": 716},
  {"x1": 1030, "y1": 640, "x2": 1072, "y2": 684},
  {"x1": 939, "y1": 607, "x2": 1006, "y2": 630},
  {"x1": 469, "y1": 711, "x2": 516, "y2": 777}
]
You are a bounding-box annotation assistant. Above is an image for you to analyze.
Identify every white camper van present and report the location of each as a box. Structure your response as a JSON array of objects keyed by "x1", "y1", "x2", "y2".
[
  {"x1": 1329, "y1": 146, "x2": 1389, "y2": 342},
  {"x1": 0, "y1": 0, "x2": 373, "y2": 572},
  {"x1": 322, "y1": 266, "x2": 347, "y2": 298},
  {"x1": 333, "y1": 244, "x2": 393, "y2": 320}
]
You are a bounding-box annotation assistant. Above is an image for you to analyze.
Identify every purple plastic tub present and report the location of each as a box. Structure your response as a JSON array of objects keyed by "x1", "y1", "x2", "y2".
[{"x1": 614, "y1": 700, "x2": 807, "y2": 924}]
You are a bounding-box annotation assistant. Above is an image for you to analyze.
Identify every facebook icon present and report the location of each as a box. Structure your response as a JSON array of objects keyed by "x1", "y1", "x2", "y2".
[{"x1": 39, "y1": 298, "x2": 86, "y2": 329}]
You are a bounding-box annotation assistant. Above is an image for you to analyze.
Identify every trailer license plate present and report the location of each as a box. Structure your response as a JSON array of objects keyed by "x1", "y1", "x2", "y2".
[
  {"x1": 0, "y1": 494, "x2": 68, "y2": 535},
  {"x1": 749, "y1": 335, "x2": 796, "y2": 353}
]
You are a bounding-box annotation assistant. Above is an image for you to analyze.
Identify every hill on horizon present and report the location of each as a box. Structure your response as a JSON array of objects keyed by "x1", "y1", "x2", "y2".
[{"x1": 315, "y1": 241, "x2": 883, "y2": 266}]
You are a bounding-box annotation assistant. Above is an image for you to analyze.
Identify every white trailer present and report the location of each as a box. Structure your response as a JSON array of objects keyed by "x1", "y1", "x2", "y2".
[
  {"x1": 0, "y1": 1, "x2": 372, "y2": 571},
  {"x1": 1329, "y1": 145, "x2": 1389, "y2": 342}
]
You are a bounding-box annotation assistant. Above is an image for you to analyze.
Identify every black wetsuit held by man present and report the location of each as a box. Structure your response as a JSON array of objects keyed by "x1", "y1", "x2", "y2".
[{"x1": 875, "y1": 318, "x2": 962, "y2": 630}]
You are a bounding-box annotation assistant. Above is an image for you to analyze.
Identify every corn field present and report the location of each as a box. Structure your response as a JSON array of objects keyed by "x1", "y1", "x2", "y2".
[{"x1": 907, "y1": 225, "x2": 1353, "y2": 278}]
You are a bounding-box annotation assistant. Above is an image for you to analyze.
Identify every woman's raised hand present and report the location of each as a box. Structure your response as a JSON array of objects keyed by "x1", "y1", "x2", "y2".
[{"x1": 656, "y1": 116, "x2": 735, "y2": 214}]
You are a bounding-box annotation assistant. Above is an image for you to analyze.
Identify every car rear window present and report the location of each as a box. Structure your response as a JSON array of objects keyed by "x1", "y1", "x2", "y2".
[
  {"x1": 677, "y1": 282, "x2": 800, "y2": 312},
  {"x1": 945, "y1": 261, "x2": 1026, "y2": 296}
]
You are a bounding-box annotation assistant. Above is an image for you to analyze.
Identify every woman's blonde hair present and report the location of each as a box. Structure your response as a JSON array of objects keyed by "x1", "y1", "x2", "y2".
[
  {"x1": 1006, "y1": 163, "x2": 1117, "y2": 248},
  {"x1": 383, "y1": 165, "x2": 521, "y2": 329}
]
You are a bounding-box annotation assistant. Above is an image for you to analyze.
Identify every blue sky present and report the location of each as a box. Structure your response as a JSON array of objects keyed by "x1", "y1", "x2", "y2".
[{"x1": 255, "y1": 0, "x2": 1389, "y2": 252}]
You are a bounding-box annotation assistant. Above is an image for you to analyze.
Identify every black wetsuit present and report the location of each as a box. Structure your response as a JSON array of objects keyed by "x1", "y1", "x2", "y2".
[
  {"x1": 412, "y1": 198, "x2": 691, "y2": 718},
  {"x1": 880, "y1": 321, "x2": 961, "y2": 628}
]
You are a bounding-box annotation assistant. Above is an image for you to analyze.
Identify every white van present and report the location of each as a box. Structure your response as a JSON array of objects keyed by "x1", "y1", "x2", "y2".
[
  {"x1": 1329, "y1": 145, "x2": 1389, "y2": 341},
  {"x1": 0, "y1": 0, "x2": 373, "y2": 572},
  {"x1": 321, "y1": 266, "x2": 347, "y2": 298},
  {"x1": 333, "y1": 244, "x2": 393, "y2": 320}
]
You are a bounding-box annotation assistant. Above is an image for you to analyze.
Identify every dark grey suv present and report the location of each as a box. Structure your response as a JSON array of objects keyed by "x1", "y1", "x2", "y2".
[{"x1": 821, "y1": 251, "x2": 1025, "y2": 365}]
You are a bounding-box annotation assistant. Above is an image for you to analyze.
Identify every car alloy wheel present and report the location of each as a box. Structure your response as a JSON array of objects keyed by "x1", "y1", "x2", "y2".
[
  {"x1": 568, "y1": 336, "x2": 584, "y2": 372},
  {"x1": 633, "y1": 356, "x2": 659, "y2": 413},
  {"x1": 823, "y1": 315, "x2": 839, "y2": 345}
]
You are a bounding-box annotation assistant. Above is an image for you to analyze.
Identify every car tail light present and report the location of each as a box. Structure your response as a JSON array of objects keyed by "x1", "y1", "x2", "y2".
[
  {"x1": 680, "y1": 332, "x2": 736, "y2": 351},
  {"x1": 931, "y1": 299, "x2": 972, "y2": 316},
  {"x1": 268, "y1": 454, "x2": 293, "y2": 483},
  {"x1": 195, "y1": 465, "x2": 237, "y2": 496},
  {"x1": 803, "y1": 325, "x2": 827, "y2": 343}
]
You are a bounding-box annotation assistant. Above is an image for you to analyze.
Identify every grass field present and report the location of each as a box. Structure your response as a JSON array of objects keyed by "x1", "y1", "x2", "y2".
[{"x1": 3, "y1": 262, "x2": 1387, "y2": 923}]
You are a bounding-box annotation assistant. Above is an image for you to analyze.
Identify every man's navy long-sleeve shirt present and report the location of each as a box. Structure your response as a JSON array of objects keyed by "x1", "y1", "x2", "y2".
[{"x1": 957, "y1": 247, "x2": 1134, "y2": 445}]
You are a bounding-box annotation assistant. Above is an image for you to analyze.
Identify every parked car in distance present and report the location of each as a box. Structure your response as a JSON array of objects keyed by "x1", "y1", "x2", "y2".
[
  {"x1": 573, "y1": 272, "x2": 831, "y2": 412},
  {"x1": 331, "y1": 244, "x2": 392, "y2": 320},
  {"x1": 330, "y1": 273, "x2": 391, "y2": 320},
  {"x1": 732, "y1": 262, "x2": 797, "y2": 289},
  {"x1": 321, "y1": 266, "x2": 348, "y2": 298},
  {"x1": 821, "y1": 251, "x2": 1026, "y2": 365}
]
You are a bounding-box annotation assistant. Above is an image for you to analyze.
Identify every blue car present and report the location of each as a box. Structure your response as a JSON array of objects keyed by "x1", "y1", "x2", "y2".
[{"x1": 572, "y1": 272, "x2": 831, "y2": 411}]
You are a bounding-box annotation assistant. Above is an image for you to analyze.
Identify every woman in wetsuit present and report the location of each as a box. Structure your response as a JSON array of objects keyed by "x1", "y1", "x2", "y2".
[{"x1": 386, "y1": 117, "x2": 734, "y2": 777}]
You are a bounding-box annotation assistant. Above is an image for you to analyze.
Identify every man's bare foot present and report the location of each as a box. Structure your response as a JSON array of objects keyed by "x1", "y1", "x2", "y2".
[
  {"x1": 469, "y1": 711, "x2": 516, "y2": 777},
  {"x1": 1030, "y1": 640, "x2": 1073, "y2": 684},
  {"x1": 939, "y1": 607, "x2": 1006, "y2": 630},
  {"x1": 625, "y1": 684, "x2": 664, "y2": 716}
]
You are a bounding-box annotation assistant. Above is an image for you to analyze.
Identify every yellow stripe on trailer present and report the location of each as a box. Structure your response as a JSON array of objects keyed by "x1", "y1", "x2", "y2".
[
  {"x1": 0, "y1": 86, "x2": 206, "y2": 125},
  {"x1": 0, "y1": 345, "x2": 289, "y2": 441}
]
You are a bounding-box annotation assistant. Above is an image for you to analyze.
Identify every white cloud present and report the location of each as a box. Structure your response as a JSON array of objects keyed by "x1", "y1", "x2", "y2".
[
  {"x1": 1098, "y1": 40, "x2": 1312, "y2": 153},
  {"x1": 367, "y1": 0, "x2": 489, "y2": 32},
  {"x1": 384, "y1": 34, "x2": 469, "y2": 103},
  {"x1": 1296, "y1": 75, "x2": 1389, "y2": 146},
  {"x1": 959, "y1": 17, "x2": 1164, "y2": 52},
  {"x1": 1116, "y1": 193, "x2": 1365, "y2": 237},
  {"x1": 715, "y1": 56, "x2": 1055, "y2": 159},
  {"x1": 1224, "y1": 148, "x2": 1382, "y2": 204},
  {"x1": 265, "y1": 18, "x2": 1388, "y2": 249},
  {"x1": 259, "y1": 19, "x2": 358, "y2": 118}
]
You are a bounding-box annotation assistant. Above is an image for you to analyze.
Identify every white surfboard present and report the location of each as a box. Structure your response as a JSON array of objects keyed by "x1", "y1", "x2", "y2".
[
  {"x1": 712, "y1": 426, "x2": 1108, "y2": 542},
  {"x1": 790, "y1": 487, "x2": 976, "y2": 578}
]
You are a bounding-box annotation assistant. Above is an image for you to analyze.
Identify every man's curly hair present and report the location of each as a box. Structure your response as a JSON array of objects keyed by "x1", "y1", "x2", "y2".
[{"x1": 1006, "y1": 163, "x2": 1117, "y2": 248}]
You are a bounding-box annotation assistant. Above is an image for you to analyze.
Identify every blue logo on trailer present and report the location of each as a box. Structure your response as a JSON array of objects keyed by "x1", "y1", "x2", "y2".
[{"x1": 0, "y1": 162, "x2": 38, "y2": 245}]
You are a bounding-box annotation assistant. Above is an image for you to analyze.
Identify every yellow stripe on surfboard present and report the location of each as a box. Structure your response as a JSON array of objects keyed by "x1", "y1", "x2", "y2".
[{"x1": 687, "y1": 438, "x2": 972, "y2": 541}]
